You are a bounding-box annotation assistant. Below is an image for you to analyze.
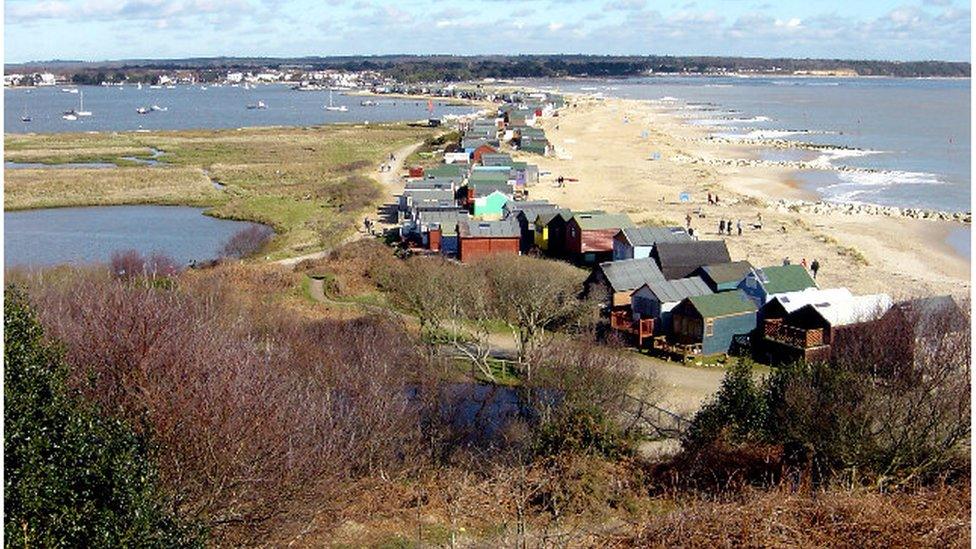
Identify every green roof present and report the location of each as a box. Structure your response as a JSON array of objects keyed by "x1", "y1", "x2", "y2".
[
  {"x1": 425, "y1": 164, "x2": 468, "y2": 178},
  {"x1": 758, "y1": 265, "x2": 817, "y2": 294},
  {"x1": 469, "y1": 171, "x2": 510, "y2": 185},
  {"x1": 687, "y1": 291, "x2": 757, "y2": 318},
  {"x1": 573, "y1": 213, "x2": 635, "y2": 231}
]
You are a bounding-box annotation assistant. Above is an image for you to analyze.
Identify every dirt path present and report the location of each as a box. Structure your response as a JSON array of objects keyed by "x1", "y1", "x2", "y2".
[{"x1": 274, "y1": 141, "x2": 423, "y2": 267}]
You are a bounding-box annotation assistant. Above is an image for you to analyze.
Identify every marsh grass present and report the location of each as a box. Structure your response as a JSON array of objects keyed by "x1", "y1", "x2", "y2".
[{"x1": 4, "y1": 124, "x2": 434, "y2": 258}]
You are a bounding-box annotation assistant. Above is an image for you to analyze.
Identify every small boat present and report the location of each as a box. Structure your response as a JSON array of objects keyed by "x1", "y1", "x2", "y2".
[
  {"x1": 200, "y1": 86, "x2": 208, "y2": 90},
  {"x1": 166, "y1": 85, "x2": 176, "y2": 89},
  {"x1": 62, "y1": 113, "x2": 78, "y2": 121},
  {"x1": 137, "y1": 82, "x2": 143, "y2": 90},
  {"x1": 136, "y1": 107, "x2": 150, "y2": 114},
  {"x1": 360, "y1": 100, "x2": 377, "y2": 106},
  {"x1": 150, "y1": 104, "x2": 167, "y2": 112},
  {"x1": 75, "y1": 91, "x2": 92, "y2": 116},
  {"x1": 20, "y1": 106, "x2": 31, "y2": 122},
  {"x1": 62, "y1": 88, "x2": 79, "y2": 94},
  {"x1": 324, "y1": 89, "x2": 347, "y2": 112},
  {"x1": 246, "y1": 100, "x2": 267, "y2": 110}
]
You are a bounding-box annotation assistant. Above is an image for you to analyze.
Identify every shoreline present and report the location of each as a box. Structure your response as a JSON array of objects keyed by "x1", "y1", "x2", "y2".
[{"x1": 523, "y1": 93, "x2": 970, "y2": 297}]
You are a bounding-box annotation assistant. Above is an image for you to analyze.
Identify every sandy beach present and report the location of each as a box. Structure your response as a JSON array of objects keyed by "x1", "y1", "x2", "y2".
[{"x1": 518, "y1": 95, "x2": 970, "y2": 299}]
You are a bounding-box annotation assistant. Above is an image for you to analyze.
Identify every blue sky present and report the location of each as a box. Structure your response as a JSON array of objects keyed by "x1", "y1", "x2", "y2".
[{"x1": 4, "y1": 0, "x2": 971, "y2": 63}]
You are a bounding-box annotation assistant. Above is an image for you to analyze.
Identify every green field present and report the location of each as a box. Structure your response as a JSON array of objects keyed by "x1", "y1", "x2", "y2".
[{"x1": 5, "y1": 124, "x2": 434, "y2": 259}]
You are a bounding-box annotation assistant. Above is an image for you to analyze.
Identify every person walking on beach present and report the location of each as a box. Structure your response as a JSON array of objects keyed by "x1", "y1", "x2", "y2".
[
  {"x1": 707, "y1": 192, "x2": 713, "y2": 205},
  {"x1": 714, "y1": 194, "x2": 720, "y2": 205},
  {"x1": 756, "y1": 212, "x2": 763, "y2": 229},
  {"x1": 811, "y1": 259, "x2": 820, "y2": 279},
  {"x1": 737, "y1": 219, "x2": 742, "y2": 236},
  {"x1": 719, "y1": 219, "x2": 725, "y2": 234},
  {"x1": 686, "y1": 213, "x2": 692, "y2": 228},
  {"x1": 726, "y1": 219, "x2": 732, "y2": 236},
  {"x1": 801, "y1": 258, "x2": 807, "y2": 269}
]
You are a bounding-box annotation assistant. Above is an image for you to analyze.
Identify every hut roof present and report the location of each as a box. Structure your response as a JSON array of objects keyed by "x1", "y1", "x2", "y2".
[
  {"x1": 618, "y1": 226, "x2": 692, "y2": 247},
  {"x1": 573, "y1": 212, "x2": 635, "y2": 231},
  {"x1": 752, "y1": 265, "x2": 817, "y2": 294},
  {"x1": 697, "y1": 260, "x2": 754, "y2": 287},
  {"x1": 458, "y1": 218, "x2": 521, "y2": 238},
  {"x1": 767, "y1": 287, "x2": 854, "y2": 314},
  {"x1": 598, "y1": 257, "x2": 666, "y2": 293},
  {"x1": 802, "y1": 293, "x2": 893, "y2": 327},
  {"x1": 654, "y1": 241, "x2": 731, "y2": 279},
  {"x1": 686, "y1": 290, "x2": 757, "y2": 318},
  {"x1": 639, "y1": 276, "x2": 713, "y2": 303}
]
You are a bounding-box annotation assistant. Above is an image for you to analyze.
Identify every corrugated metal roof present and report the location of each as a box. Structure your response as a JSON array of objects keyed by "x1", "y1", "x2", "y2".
[
  {"x1": 458, "y1": 217, "x2": 521, "y2": 238},
  {"x1": 537, "y1": 209, "x2": 573, "y2": 226},
  {"x1": 640, "y1": 276, "x2": 713, "y2": 303},
  {"x1": 599, "y1": 257, "x2": 667, "y2": 292},
  {"x1": 620, "y1": 226, "x2": 691, "y2": 246},
  {"x1": 687, "y1": 290, "x2": 757, "y2": 318},
  {"x1": 403, "y1": 189, "x2": 455, "y2": 202},
  {"x1": 807, "y1": 293, "x2": 893, "y2": 327},
  {"x1": 768, "y1": 287, "x2": 854, "y2": 313},
  {"x1": 574, "y1": 213, "x2": 635, "y2": 231}
]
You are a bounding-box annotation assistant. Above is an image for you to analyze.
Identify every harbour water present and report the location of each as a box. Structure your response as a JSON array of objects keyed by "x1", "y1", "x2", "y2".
[
  {"x1": 5, "y1": 84, "x2": 476, "y2": 134},
  {"x1": 4, "y1": 205, "x2": 265, "y2": 269}
]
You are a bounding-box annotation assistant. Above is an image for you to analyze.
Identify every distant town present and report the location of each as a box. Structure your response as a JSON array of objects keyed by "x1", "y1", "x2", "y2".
[{"x1": 5, "y1": 54, "x2": 970, "y2": 88}]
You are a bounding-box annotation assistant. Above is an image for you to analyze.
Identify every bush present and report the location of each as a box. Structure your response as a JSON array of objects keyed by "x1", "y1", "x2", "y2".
[
  {"x1": 219, "y1": 224, "x2": 274, "y2": 259},
  {"x1": 4, "y1": 287, "x2": 202, "y2": 546}
]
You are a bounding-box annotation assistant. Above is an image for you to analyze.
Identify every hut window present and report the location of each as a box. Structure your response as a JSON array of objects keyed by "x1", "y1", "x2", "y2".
[{"x1": 704, "y1": 320, "x2": 714, "y2": 337}]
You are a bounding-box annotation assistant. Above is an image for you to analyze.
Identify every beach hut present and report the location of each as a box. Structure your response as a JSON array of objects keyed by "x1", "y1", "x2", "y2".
[
  {"x1": 472, "y1": 189, "x2": 513, "y2": 218},
  {"x1": 565, "y1": 212, "x2": 636, "y2": 264},
  {"x1": 415, "y1": 209, "x2": 468, "y2": 255},
  {"x1": 612, "y1": 226, "x2": 691, "y2": 261},
  {"x1": 761, "y1": 292, "x2": 893, "y2": 364},
  {"x1": 534, "y1": 209, "x2": 571, "y2": 252},
  {"x1": 739, "y1": 265, "x2": 818, "y2": 306},
  {"x1": 481, "y1": 153, "x2": 513, "y2": 166},
  {"x1": 457, "y1": 218, "x2": 521, "y2": 262},
  {"x1": 503, "y1": 201, "x2": 558, "y2": 252},
  {"x1": 670, "y1": 291, "x2": 758, "y2": 357},
  {"x1": 694, "y1": 260, "x2": 755, "y2": 292},
  {"x1": 472, "y1": 144, "x2": 499, "y2": 164},
  {"x1": 585, "y1": 257, "x2": 667, "y2": 309},
  {"x1": 631, "y1": 276, "x2": 713, "y2": 335},
  {"x1": 652, "y1": 241, "x2": 731, "y2": 280}
]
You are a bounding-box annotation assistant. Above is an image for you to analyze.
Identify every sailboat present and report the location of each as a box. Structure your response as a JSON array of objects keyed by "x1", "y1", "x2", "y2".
[
  {"x1": 76, "y1": 91, "x2": 92, "y2": 116},
  {"x1": 324, "y1": 89, "x2": 348, "y2": 112},
  {"x1": 20, "y1": 106, "x2": 31, "y2": 122},
  {"x1": 137, "y1": 82, "x2": 143, "y2": 90},
  {"x1": 246, "y1": 100, "x2": 267, "y2": 110}
]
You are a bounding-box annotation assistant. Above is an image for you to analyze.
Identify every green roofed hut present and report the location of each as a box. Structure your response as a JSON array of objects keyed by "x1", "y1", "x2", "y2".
[
  {"x1": 670, "y1": 290, "x2": 758, "y2": 357},
  {"x1": 695, "y1": 260, "x2": 755, "y2": 292},
  {"x1": 739, "y1": 264, "x2": 818, "y2": 307}
]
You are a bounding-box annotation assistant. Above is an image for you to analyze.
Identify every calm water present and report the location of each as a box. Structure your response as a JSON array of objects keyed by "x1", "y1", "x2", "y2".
[
  {"x1": 524, "y1": 76, "x2": 971, "y2": 213},
  {"x1": 5, "y1": 84, "x2": 475, "y2": 133},
  {"x1": 4, "y1": 206, "x2": 264, "y2": 269}
]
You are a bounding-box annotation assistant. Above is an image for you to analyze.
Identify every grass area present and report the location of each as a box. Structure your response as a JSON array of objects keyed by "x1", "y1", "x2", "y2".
[{"x1": 4, "y1": 124, "x2": 435, "y2": 258}]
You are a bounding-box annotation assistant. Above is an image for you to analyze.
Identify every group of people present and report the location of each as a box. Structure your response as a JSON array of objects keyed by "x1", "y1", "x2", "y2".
[
  {"x1": 380, "y1": 153, "x2": 397, "y2": 172},
  {"x1": 785, "y1": 257, "x2": 821, "y2": 279},
  {"x1": 707, "y1": 192, "x2": 720, "y2": 205},
  {"x1": 717, "y1": 218, "x2": 743, "y2": 236}
]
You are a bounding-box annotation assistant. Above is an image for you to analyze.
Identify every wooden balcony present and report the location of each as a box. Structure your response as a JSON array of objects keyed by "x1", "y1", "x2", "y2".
[
  {"x1": 764, "y1": 319, "x2": 825, "y2": 349},
  {"x1": 610, "y1": 311, "x2": 655, "y2": 345}
]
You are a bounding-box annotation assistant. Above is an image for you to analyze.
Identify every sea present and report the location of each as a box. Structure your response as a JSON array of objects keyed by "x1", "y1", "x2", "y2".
[
  {"x1": 4, "y1": 83, "x2": 475, "y2": 134},
  {"x1": 522, "y1": 75, "x2": 971, "y2": 256}
]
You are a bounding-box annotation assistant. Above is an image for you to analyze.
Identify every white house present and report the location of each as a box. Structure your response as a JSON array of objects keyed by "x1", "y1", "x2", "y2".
[{"x1": 612, "y1": 226, "x2": 691, "y2": 261}]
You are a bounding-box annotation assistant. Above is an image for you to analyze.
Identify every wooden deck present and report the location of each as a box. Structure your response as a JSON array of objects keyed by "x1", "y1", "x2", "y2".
[{"x1": 610, "y1": 310, "x2": 655, "y2": 346}]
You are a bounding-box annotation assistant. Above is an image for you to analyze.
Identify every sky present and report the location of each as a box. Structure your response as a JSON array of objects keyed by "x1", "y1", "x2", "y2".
[{"x1": 4, "y1": 0, "x2": 972, "y2": 64}]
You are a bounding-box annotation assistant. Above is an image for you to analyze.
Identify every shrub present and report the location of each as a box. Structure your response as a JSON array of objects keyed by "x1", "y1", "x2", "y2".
[
  {"x1": 219, "y1": 224, "x2": 274, "y2": 259},
  {"x1": 4, "y1": 287, "x2": 202, "y2": 546}
]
